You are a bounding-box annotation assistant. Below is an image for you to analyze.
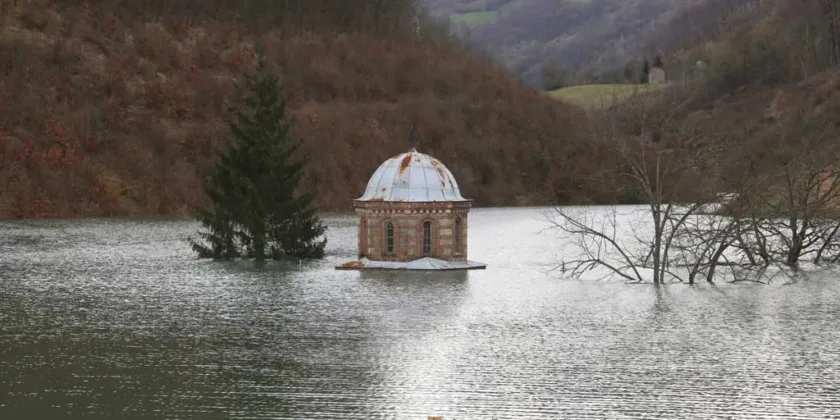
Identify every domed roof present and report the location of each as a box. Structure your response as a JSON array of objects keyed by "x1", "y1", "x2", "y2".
[{"x1": 357, "y1": 149, "x2": 468, "y2": 202}]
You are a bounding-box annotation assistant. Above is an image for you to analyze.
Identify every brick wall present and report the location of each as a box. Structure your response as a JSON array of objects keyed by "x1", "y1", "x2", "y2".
[{"x1": 354, "y1": 200, "x2": 471, "y2": 262}]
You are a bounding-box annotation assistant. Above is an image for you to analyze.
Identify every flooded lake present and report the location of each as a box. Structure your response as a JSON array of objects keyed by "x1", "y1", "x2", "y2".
[{"x1": 2, "y1": 207, "x2": 840, "y2": 419}]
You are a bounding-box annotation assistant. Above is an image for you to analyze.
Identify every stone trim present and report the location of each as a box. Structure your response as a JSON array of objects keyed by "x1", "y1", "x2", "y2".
[
  {"x1": 453, "y1": 216, "x2": 464, "y2": 256},
  {"x1": 354, "y1": 199, "x2": 471, "y2": 262},
  {"x1": 355, "y1": 200, "x2": 471, "y2": 213},
  {"x1": 357, "y1": 208, "x2": 470, "y2": 216},
  {"x1": 358, "y1": 216, "x2": 368, "y2": 259}
]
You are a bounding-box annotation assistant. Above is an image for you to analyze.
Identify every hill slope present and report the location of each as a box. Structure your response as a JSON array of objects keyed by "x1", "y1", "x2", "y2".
[
  {"x1": 0, "y1": 1, "x2": 604, "y2": 219},
  {"x1": 426, "y1": 0, "x2": 687, "y2": 87}
]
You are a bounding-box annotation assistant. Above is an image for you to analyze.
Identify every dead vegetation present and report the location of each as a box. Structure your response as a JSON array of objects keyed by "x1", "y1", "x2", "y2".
[
  {"x1": 547, "y1": 69, "x2": 840, "y2": 285},
  {"x1": 0, "y1": 0, "x2": 606, "y2": 219}
]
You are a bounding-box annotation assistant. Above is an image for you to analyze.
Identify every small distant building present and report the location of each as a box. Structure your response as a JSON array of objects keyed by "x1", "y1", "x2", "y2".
[
  {"x1": 648, "y1": 66, "x2": 666, "y2": 84},
  {"x1": 336, "y1": 146, "x2": 486, "y2": 271}
]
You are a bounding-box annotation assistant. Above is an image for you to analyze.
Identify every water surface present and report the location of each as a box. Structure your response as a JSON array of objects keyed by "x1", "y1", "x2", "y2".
[{"x1": 1, "y1": 207, "x2": 840, "y2": 419}]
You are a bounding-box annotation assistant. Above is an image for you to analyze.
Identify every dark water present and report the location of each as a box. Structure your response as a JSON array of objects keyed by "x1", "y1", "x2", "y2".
[{"x1": 1, "y1": 208, "x2": 840, "y2": 419}]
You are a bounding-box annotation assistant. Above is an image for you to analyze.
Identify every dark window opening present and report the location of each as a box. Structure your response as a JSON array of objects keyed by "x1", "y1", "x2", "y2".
[
  {"x1": 385, "y1": 222, "x2": 394, "y2": 253},
  {"x1": 422, "y1": 221, "x2": 432, "y2": 256}
]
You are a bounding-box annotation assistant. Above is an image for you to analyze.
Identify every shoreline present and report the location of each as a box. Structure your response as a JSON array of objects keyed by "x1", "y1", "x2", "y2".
[
  {"x1": 0, "y1": 204, "x2": 569, "y2": 222},
  {"x1": 0, "y1": 205, "x2": 563, "y2": 223}
]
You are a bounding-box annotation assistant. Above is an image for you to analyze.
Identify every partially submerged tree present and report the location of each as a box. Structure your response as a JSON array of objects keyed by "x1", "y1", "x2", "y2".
[
  {"x1": 548, "y1": 87, "x2": 840, "y2": 285},
  {"x1": 547, "y1": 85, "x2": 724, "y2": 284},
  {"x1": 667, "y1": 110, "x2": 840, "y2": 283},
  {"x1": 188, "y1": 45, "x2": 327, "y2": 261},
  {"x1": 722, "y1": 110, "x2": 840, "y2": 269}
]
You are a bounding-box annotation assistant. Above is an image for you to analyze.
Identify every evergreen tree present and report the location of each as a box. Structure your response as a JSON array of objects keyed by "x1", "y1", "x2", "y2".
[
  {"x1": 653, "y1": 55, "x2": 664, "y2": 68},
  {"x1": 188, "y1": 45, "x2": 327, "y2": 261},
  {"x1": 622, "y1": 63, "x2": 635, "y2": 83},
  {"x1": 640, "y1": 58, "x2": 651, "y2": 84}
]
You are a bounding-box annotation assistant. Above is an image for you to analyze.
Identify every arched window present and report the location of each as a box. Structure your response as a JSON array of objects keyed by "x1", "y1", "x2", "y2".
[
  {"x1": 385, "y1": 221, "x2": 394, "y2": 254},
  {"x1": 422, "y1": 221, "x2": 432, "y2": 256},
  {"x1": 454, "y1": 218, "x2": 462, "y2": 253}
]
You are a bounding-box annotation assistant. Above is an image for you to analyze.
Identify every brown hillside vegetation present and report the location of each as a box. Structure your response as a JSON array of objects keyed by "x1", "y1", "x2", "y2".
[
  {"x1": 686, "y1": 68, "x2": 840, "y2": 165},
  {"x1": 426, "y1": 0, "x2": 691, "y2": 88},
  {"x1": 610, "y1": 0, "x2": 840, "y2": 164},
  {"x1": 605, "y1": 67, "x2": 840, "y2": 212},
  {"x1": 645, "y1": 0, "x2": 840, "y2": 171},
  {"x1": 0, "y1": 0, "x2": 602, "y2": 219}
]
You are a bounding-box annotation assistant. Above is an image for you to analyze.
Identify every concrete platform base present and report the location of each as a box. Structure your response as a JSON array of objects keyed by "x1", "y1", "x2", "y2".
[{"x1": 336, "y1": 257, "x2": 487, "y2": 271}]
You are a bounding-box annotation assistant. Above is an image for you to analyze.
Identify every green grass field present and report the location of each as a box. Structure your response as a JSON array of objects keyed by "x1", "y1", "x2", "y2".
[
  {"x1": 449, "y1": 0, "x2": 523, "y2": 25},
  {"x1": 450, "y1": 9, "x2": 498, "y2": 24},
  {"x1": 546, "y1": 83, "x2": 667, "y2": 108}
]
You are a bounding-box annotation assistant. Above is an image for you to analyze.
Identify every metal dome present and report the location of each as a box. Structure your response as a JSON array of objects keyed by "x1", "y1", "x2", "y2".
[{"x1": 357, "y1": 149, "x2": 468, "y2": 202}]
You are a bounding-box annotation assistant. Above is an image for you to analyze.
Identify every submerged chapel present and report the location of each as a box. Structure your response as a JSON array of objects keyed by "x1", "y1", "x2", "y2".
[{"x1": 337, "y1": 138, "x2": 486, "y2": 271}]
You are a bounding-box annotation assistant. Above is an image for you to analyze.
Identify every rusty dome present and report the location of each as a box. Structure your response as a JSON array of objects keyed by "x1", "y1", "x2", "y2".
[{"x1": 357, "y1": 148, "x2": 468, "y2": 202}]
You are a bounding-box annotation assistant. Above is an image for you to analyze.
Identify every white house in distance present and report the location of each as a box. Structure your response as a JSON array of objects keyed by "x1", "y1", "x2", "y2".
[
  {"x1": 336, "y1": 146, "x2": 487, "y2": 271},
  {"x1": 648, "y1": 66, "x2": 666, "y2": 84}
]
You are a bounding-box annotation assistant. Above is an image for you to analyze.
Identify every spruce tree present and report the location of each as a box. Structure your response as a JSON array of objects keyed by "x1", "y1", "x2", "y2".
[
  {"x1": 188, "y1": 45, "x2": 327, "y2": 261},
  {"x1": 653, "y1": 55, "x2": 664, "y2": 68},
  {"x1": 640, "y1": 58, "x2": 651, "y2": 84}
]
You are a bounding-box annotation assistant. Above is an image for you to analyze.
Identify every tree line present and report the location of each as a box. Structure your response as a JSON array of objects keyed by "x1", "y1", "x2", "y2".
[
  {"x1": 643, "y1": 0, "x2": 840, "y2": 94},
  {"x1": 555, "y1": 0, "x2": 840, "y2": 92},
  {"x1": 540, "y1": 54, "x2": 664, "y2": 91},
  {"x1": 48, "y1": 0, "x2": 429, "y2": 36}
]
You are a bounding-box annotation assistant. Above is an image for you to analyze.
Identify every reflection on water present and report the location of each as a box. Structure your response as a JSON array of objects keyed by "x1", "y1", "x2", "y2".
[{"x1": 2, "y1": 208, "x2": 840, "y2": 419}]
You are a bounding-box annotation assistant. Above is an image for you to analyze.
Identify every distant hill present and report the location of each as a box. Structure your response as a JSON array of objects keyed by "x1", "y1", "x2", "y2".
[{"x1": 425, "y1": 0, "x2": 688, "y2": 88}]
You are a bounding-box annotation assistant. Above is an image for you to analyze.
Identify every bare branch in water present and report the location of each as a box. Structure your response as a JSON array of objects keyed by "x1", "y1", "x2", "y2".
[{"x1": 545, "y1": 84, "x2": 840, "y2": 285}]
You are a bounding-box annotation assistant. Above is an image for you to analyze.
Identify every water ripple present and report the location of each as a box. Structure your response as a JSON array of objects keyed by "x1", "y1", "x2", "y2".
[{"x1": 1, "y1": 209, "x2": 839, "y2": 419}]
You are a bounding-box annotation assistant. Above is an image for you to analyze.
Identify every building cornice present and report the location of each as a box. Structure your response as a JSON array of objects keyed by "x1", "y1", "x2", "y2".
[{"x1": 354, "y1": 200, "x2": 472, "y2": 215}]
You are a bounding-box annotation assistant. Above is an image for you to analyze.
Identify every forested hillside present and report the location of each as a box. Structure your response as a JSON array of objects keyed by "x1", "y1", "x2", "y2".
[
  {"x1": 578, "y1": 0, "x2": 840, "y2": 216},
  {"x1": 0, "y1": 0, "x2": 611, "y2": 219},
  {"x1": 4, "y1": 0, "x2": 839, "y2": 219},
  {"x1": 425, "y1": 0, "x2": 687, "y2": 88},
  {"x1": 426, "y1": 0, "x2": 840, "y2": 90},
  {"x1": 651, "y1": 0, "x2": 840, "y2": 89}
]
